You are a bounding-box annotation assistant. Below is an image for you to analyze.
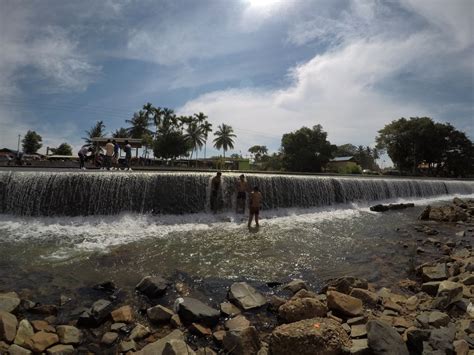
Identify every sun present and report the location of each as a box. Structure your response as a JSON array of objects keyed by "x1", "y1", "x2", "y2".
[{"x1": 247, "y1": 0, "x2": 278, "y2": 8}]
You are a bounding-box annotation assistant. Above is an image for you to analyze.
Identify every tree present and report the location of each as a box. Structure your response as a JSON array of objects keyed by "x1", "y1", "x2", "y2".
[
  {"x1": 248, "y1": 145, "x2": 268, "y2": 162},
  {"x1": 213, "y1": 123, "x2": 236, "y2": 158},
  {"x1": 51, "y1": 143, "x2": 72, "y2": 156},
  {"x1": 126, "y1": 110, "x2": 153, "y2": 139},
  {"x1": 22, "y1": 130, "x2": 42, "y2": 154},
  {"x1": 83, "y1": 121, "x2": 106, "y2": 150},
  {"x1": 112, "y1": 127, "x2": 130, "y2": 138},
  {"x1": 334, "y1": 144, "x2": 357, "y2": 157},
  {"x1": 153, "y1": 131, "x2": 190, "y2": 160},
  {"x1": 200, "y1": 120, "x2": 213, "y2": 159},
  {"x1": 281, "y1": 125, "x2": 335, "y2": 172},
  {"x1": 185, "y1": 121, "x2": 205, "y2": 160}
]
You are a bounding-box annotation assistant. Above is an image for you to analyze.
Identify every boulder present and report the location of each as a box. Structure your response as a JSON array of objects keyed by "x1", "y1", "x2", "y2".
[
  {"x1": 350, "y1": 288, "x2": 379, "y2": 306},
  {"x1": 406, "y1": 328, "x2": 430, "y2": 354},
  {"x1": 453, "y1": 197, "x2": 467, "y2": 208},
  {"x1": 453, "y1": 339, "x2": 469, "y2": 355},
  {"x1": 421, "y1": 281, "x2": 441, "y2": 296},
  {"x1": 419, "y1": 206, "x2": 431, "y2": 220},
  {"x1": 79, "y1": 299, "x2": 113, "y2": 326},
  {"x1": 14, "y1": 319, "x2": 34, "y2": 348},
  {"x1": 136, "y1": 275, "x2": 169, "y2": 298},
  {"x1": 278, "y1": 298, "x2": 327, "y2": 323},
  {"x1": 129, "y1": 323, "x2": 150, "y2": 340},
  {"x1": 428, "y1": 311, "x2": 450, "y2": 328},
  {"x1": 268, "y1": 296, "x2": 286, "y2": 312},
  {"x1": 283, "y1": 279, "x2": 307, "y2": 294},
  {"x1": 119, "y1": 339, "x2": 136, "y2": 352},
  {"x1": 147, "y1": 304, "x2": 174, "y2": 323},
  {"x1": 228, "y1": 282, "x2": 266, "y2": 310},
  {"x1": 270, "y1": 317, "x2": 351, "y2": 355},
  {"x1": 31, "y1": 320, "x2": 54, "y2": 333},
  {"x1": 428, "y1": 205, "x2": 468, "y2": 222},
  {"x1": 0, "y1": 311, "x2": 18, "y2": 342},
  {"x1": 291, "y1": 289, "x2": 320, "y2": 300},
  {"x1": 135, "y1": 329, "x2": 184, "y2": 355},
  {"x1": 46, "y1": 344, "x2": 75, "y2": 355},
  {"x1": 366, "y1": 320, "x2": 408, "y2": 355},
  {"x1": 26, "y1": 331, "x2": 59, "y2": 353},
  {"x1": 163, "y1": 339, "x2": 196, "y2": 355},
  {"x1": 177, "y1": 297, "x2": 220, "y2": 327},
  {"x1": 0, "y1": 292, "x2": 20, "y2": 313},
  {"x1": 56, "y1": 325, "x2": 81, "y2": 345},
  {"x1": 433, "y1": 280, "x2": 463, "y2": 310},
  {"x1": 421, "y1": 264, "x2": 447, "y2": 282},
  {"x1": 322, "y1": 277, "x2": 368, "y2": 294},
  {"x1": 223, "y1": 326, "x2": 261, "y2": 355},
  {"x1": 111, "y1": 305, "x2": 133, "y2": 323},
  {"x1": 327, "y1": 290, "x2": 363, "y2": 317},
  {"x1": 220, "y1": 302, "x2": 241, "y2": 317},
  {"x1": 225, "y1": 315, "x2": 250, "y2": 331},
  {"x1": 101, "y1": 331, "x2": 118, "y2": 345},
  {"x1": 427, "y1": 326, "x2": 455, "y2": 354},
  {"x1": 189, "y1": 322, "x2": 212, "y2": 336},
  {"x1": 351, "y1": 324, "x2": 367, "y2": 338},
  {"x1": 8, "y1": 344, "x2": 32, "y2": 355}
]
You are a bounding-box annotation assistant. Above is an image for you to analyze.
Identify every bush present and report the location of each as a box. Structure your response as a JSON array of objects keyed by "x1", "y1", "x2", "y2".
[{"x1": 338, "y1": 162, "x2": 362, "y2": 174}]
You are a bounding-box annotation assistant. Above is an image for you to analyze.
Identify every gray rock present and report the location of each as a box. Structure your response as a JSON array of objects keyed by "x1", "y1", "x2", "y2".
[
  {"x1": 279, "y1": 297, "x2": 327, "y2": 323},
  {"x1": 46, "y1": 344, "x2": 75, "y2": 355},
  {"x1": 147, "y1": 304, "x2": 174, "y2": 323},
  {"x1": 422, "y1": 264, "x2": 447, "y2": 282},
  {"x1": 351, "y1": 324, "x2": 367, "y2": 338},
  {"x1": 177, "y1": 297, "x2": 220, "y2": 327},
  {"x1": 283, "y1": 279, "x2": 307, "y2": 294},
  {"x1": 119, "y1": 339, "x2": 136, "y2": 352},
  {"x1": 0, "y1": 292, "x2": 20, "y2": 313},
  {"x1": 101, "y1": 331, "x2": 118, "y2": 345},
  {"x1": 79, "y1": 299, "x2": 113, "y2": 326},
  {"x1": 163, "y1": 339, "x2": 196, "y2": 355},
  {"x1": 421, "y1": 281, "x2": 441, "y2": 296},
  {"x1": 366, "y1": 320, "x2": 409, "y2": 355},
  {"x1": 110, "y1": 322, "x2": 126, "y2": 331},
  {"x1": 406, "y1": 328, "x2": 430, "y2": 354},
  {"x1": 0, "y1": 311, "x2": 18, "y2": 342},
  {"x1": 350, "y1": 338, "x2": 370, "y2": 355},
  {"x1": 13, "y1": 319, "x2": 34, "y2": 348},
  {"x1": 8, "y1": 344, "x2": 32, "y2": 355},
  {"x1": 322, "y1": 277, "x2": 368, "y2": 294},
  {"x1": 225, "y1": 315, "x2": 250, "y2": 331},
  {"x1": 129, "y1": 323, "x2": 150, "y2": 340},
  {"x1": 220, "y1": 302, "x2": 241, "y2": 317},
  {"x1": 433, "y1": 280, "x2": 463, "y2": 310},
  {"x1": 428, "y1": 326, "x2": 455, "y2": 354},
  {"x1": 350, "y1": 288, "x2": 379, "y2": 306},
  {"x1": 229, "y1": 282, "x2": 266, "y2": 310},
  {"x1": 135, "y1": 329, "x2": 184, "y2": 355},
  {"x1": 428, "y1": 311, "x2": 450, "y2": 328},
  {"x1": 136, "y1": 275, "x2": 169, "y2": 298},
  {"x1": 56, "y1": 325, "x2": 82, "y2": 345},
  {"x1": 223, "y1": 326, "x2": 261, "y2": 355}
]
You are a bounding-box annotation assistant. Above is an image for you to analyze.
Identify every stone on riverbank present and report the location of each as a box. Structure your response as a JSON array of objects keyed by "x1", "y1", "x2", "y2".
[
  {"x1": 26, "y1": 331, "x2": 59, "y2": 353},
  {"x1": 8, "y1": 344, "x2": 32, "y2": 355},
  {"x1": 0, "y1": 311, "x2": 18, "y2": 342},
  {"x1": 111, "y1": 305, "x2": 134, "y2": 323},
  {"x1": 278, "y1": 297, "x2": 327, "y2": 323},
  {"x1": 225, "y1": 315, "x2": 250, "y2": 331},
  {"x1": 101, "y1": 331, "x2": 118, "y2": 345},
  {"x1": 350, "y1": 288, "x2": 379, "y2": 306},
  {"x1": 229, "y1": 282, "x2": 266, "y2": 310},
  {"x1": 177, "y1": 297, "x2": 220, "y2": 327},
  {"x1": 147, "y1": 304, "x2": 174, "y2": 323},
  {"x1": 0, "y1": 292, "x2": 20, "y2": 313},
  {"x1": 283, "y1": 279, "x2": 307, "y2": 294},
  {"x1": 327, "y1": 290, "x2": 363, "y2": 317},
  {"x1": 223, "y1": 326, "x2": 261, "y2": 355},
  {"x1": 433, "y1": 280, "x2": 463, "y2": 310},
  {"x1": 270, "y1": 317, "x2": 351, "y2": 355},
  {"x1": 367, "y1": 320, "x2": 408, "y2": 355},
  {"x1": 163, "y1": 339, "x2": 196, "y2": 355},
  {"x1": 56, "y1": 325, "x2": 81, "y2": 345},
  {"x1": 136, "y1": 275, "x2": 169, "y2": 298},
  {"x1": 135, "y1": 329, "x2": 184, "y2": 355},
  {"x1": 46, "y1": 344, "x2": 75, "y2": 355},
  {"x1": 421, "y1": 264, "x2": 447, "y2": 282},
  {"x1": 14, "y1": 319, "x2": 34, "y2": 348},
  {"x1": 220, "y1": 302, "x2": 241, "y2": 317},
  {"x1": 322, "y1": 276, "x2": 368, "y2": 294}
]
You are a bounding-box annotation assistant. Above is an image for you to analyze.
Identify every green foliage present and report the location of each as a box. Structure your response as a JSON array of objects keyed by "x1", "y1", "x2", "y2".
[
  {"x1": 281, "y1": 125, "x2": 335, "y2": 172},
  {"x1": 83, "y1": 121, "x2": 105, "y2": 150},
  {"x1": 153, "y1": 131, "x2": 190, "y2": 160},
  {"x1": 51, "y1": 143, "x2": 72, "y2": 156},
  {"x1": 248, "y1": 145, "x2": 268, "y2": 162},
  {"x1": 213, "y1": 123, "x2": 236, "y2": 158},
  {"x1": 337, "y1": 162, "x2": 362, "y2": 174},
  {"x1": 22, "y1": 130, "x2": 42, "y2": 154},
  {"x1": 334, "y1": 143, "x2": 379, "y2": 171},
  {"x1": 126, "y1": 111, "x2": 153, "y2": 139},
  {"x1": 112, "y1": 127, "x2": 130, "y2": 138},
  {"x1": 334, "y1": 144, "x2": 357, "y2": 157}
]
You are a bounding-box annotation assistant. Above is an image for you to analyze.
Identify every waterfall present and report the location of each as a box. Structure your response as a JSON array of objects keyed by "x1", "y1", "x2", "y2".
[{"x1": 0, "y1": 171, "x2": 472, "y2": 216}]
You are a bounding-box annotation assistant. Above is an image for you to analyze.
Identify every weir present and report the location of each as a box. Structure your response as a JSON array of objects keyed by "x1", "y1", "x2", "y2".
[{"x1": 0, "y1": 171, "x2": 473, "y2": 216}]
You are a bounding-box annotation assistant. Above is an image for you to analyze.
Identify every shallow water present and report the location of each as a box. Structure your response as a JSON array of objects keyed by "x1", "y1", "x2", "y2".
[{"x1": 1, "y1": 194, "x2": 472, "y2": 303}]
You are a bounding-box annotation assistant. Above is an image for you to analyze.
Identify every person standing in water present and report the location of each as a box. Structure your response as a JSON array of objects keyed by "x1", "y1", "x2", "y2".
[
  {"x1": 124, "y1": 140, "x2": 132, "y2": 171},
  {"x1": 210, "y1": 172, "x2": 222, "y2": 213},
  {"x1": 248, "y1": 186, "x2": 262, "y2": 228},
  {"x1": 236, "y1": 174, "x2": 249, "y2": 214}
]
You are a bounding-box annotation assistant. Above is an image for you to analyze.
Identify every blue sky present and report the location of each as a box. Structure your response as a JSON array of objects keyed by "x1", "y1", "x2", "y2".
[{"x1": 0, "y1": 0, "x2": 472, "y2": 159}]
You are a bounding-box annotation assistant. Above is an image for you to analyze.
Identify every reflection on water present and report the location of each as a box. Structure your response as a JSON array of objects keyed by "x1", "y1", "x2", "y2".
[{"x1": 0, "y1": 194, "x2": 472, "y2": 298}]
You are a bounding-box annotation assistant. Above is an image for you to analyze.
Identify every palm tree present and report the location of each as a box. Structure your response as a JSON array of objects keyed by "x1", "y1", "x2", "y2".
[
  {"x1": 112, "y1": 127, "x2": 130, "y2": 138},
  {"x1": 83, "y1": 121, "x2": 106, "y2": 151},
  {"x1": 159, "y1": 108, "x2": 177, "y2": 134},
  {"x1": 152, "y1": 106, "x2": 164, "y2": 137},
  {"x1": 213, "y1": 123, "x2": 236, "y2": 159},
  {"x1": 185, "y1": 122, "x2": 206, "y2": 161},
  {"x1": 201, "y1": 120, "x2": 213, "y2": 159},
  {"x1": 126, "y1": 110, "x2": 153, "y2": 157}
]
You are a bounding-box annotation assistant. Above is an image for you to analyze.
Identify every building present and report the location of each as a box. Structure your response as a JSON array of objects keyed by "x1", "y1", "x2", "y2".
[{"x1": 327, "y1": 156, "x2": 361, "y2": 173}]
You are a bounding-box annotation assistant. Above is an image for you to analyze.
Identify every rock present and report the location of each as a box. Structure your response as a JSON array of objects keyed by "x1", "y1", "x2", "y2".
[
  {"x1": 26, "y1": 331, "x2": 59, "y2": 353},
  {"x1": 136, "y1": 275, "x2": 169, "y2": 298},
  {"x1": 428, "y1": 326, "x2": 455, "y2": 354},
  {"x1": 129, "y1": 323, "x2": 150, "y2": 340},
  {"x1": 350, "y1": 338, "x2": 370, "y2": 355},
  {"x1": 91, "y1": 299, "x2": 112, "y2": 323},
  {"x1": 8, "y1": 344, "x2": 32, "y2": 355},
  {"x1": 0, "y1": 311, "x2": 18, "y2": 342},
  {"x1": 405, "y1": 295, "x2": 419, "y2": 311},
  {"x1": 351, "y1": 324, "x2": 367, "y2": 338},
  {"x1": 327, "y1": 290, "x2": 363, "y2": 317},
  {"x1": 223, "y1": 326, "x2": 261, "y2": 355},
  {"x1": 433, "y1": 280, "x2": 463, "y2": 309},
  {"x1": 370, "y1": 203, "x2": 414, "y2": 212},
  {"x1": 406, "y1": 328, "x2": 430, "y2": 354},
  {"x1": 322, "y1": 277, "x2": 368, "y2": 294},
  {"x1": 170, "y1": 314, "x2": 182, "y2": 328},
  {"x1": 119, "y1": 339, "x2": 136, "y2": 352},
  {"x1": 453, "y1": 197, "x2": 467, "y2": 208},
  {"x1": 228, "y1": 282, "x2": 266, "y2": 310},
  {"x1": 461, "y1": 274, "x2": 474, "y2": 286},
  {"x1": 383, "y1": 299, "x2": 402, "y2": 313},
  {"x1": 225, "y1": 315, "x2": 250, "y2": 331},
  {"x1": 347, "y1": 316, "x2": 367, "y2": 326},
  {"x1": 136, "y1": 329, "x2": 184, "y2": 355},
  {"x1": 291, "y1": 289, "x2": 321, "y2": 300},
  {"x1": 220, "y1": 302, "x2": 241, "y2": 317},
  {"x1": 268, "y1": 296, "x2": 286, "y2": 312},
  {"x1": 110, "y1": 322, "x2": 126, "y2": 331},
  {"x1": 56, "y1": 325, "x2": 81, "y2": 345},
  {"x1": 196, "y1": 347, "x2": 217, "y2": 355},
  {"x1": 101, "y1": 331, "x2": 118, "y2": 345},
  {"x1": 419, "y1": 206, "x2": 431, "y2": 220},
  {"x1": 163, "y1": 339, "x2": 196, "y2": 355},
  {"x1": 350, "y1": 288, "x2": 379, "y2": 306},
  {"x1": 270, "y1": 317, "x2": 351, "y2": 355},
  {"x1": 278, "y1": 297, "x2": 327, "y2": 323},
  {"x1": 366, "y1": 320, "x2": 409, "y2": 355},
  {"x1": 428, "y1": 205, "x2": 468, "y2": 222},
  {"x1": 31, "y1": 320, "x2": 54, "y2": 333},
  {"x1": 422, "y1": 264, "x2": 447, "y2": 282},
  {"x1": 14, "y1": 319, "x2": 34, "y2": 348},
  {"x1": 147, "y1": 304, "x2": 174, "y2": 323},
  {"x1": 283, "y1": 279, "x2": 307, "y2": 294},
  {"x1": 177, "y1": 297, "x2": 220, "y2": 327},
  {"x1": 30, "y1": 304, "x2": 58, "y2": 316},
  {"x1": 422, "y1": 281, "x2": 441, "y2": 296},
  {"x1": 0, "y1": 292, "x2": 20, "y2": 313},
  {"x1": 213, "y1": 330, "x2": 226, "y2": 344},
  {"x1": 453, "y1": 339, "x2": 469, "y2": 355},
  {"x1": 0, "y1": 341, "x2": 8, "y2": 353},
  {"x1": 428, "y1": 311, "x2": 450, "y2": 328},
  {"x1": 190, "y1": 322, "x2": 212, "y2": 336},
  {"x1": 393, "y1": 317, "x2": 412, "y2": 329},
  {"x1": 456, "y1": 231, "x2": 466, "y2": 237},
  {"x1": 111, "y1": 305, "x2": 133, "y2": 323},
  {"x1": 46, "y1": 344, "x2": 75, "y2": 355}
]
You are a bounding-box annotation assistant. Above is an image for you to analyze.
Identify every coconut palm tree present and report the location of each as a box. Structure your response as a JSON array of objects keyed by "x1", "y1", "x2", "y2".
[
  {"x1": 213, "y1": 123, "x2": 236, "y2": 159},
  {"x1": 112, "y1": 127, "x2": 130, "y2": 138},
  {"x1": 126, "y1": 111, "x2": 153, "y2": 157},
  {"x1": 185, "y1": 122, "x2": 206, "y2": 161},
  {"x1": 83, "y1": 121, "x2": 106, "y2": 151},
  {"x1": 152, "y1": 106, "x2": 164, "y2": 137},
  {"x1": 159, "y1": 108, "x2": 177, "y2": 134}
]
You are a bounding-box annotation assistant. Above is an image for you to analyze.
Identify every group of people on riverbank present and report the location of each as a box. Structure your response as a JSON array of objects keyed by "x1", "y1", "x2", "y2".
[
  {"x1": 211, "y1": 172, "x2": 262, "y2": 228},
  {"x1": 78, "y1": 139, "x2": 133, "y2": 171}
]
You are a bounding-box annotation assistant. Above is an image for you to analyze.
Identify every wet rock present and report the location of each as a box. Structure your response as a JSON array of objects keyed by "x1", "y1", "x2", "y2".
[
  {"x1": 453, "y1": 197, "x2": 467, "y2": 208},
  {"x1": 30, "y1": 304, "x2": 58, "y2": 316},
  {"x1": 147, "y1": 304, "x2": 174, "y2": 323},
  {"x1": 110, "y1": 322, "x2": 126, "y2": 331},
  {"x1": 370, "y1": 203, "x2": 414, "y2": 212},
  {"x1": 56, "y1": 325, "x2": 81, "y2": 345},
  {"x1": 428, "y1": 205, "x2": 468, "y2": 222},
  {"x1": 406, "y1": 328, "x2": 430, "y2": 354},
  {"x1": 101, "y1": 331, "x2": 118, "y2": 345},
  {"x1": 433, "y1": 280, "x2": 463, "y2": 310},
  {"x1": 111, "y1": 305, "x2": 133, "y2": 323},
  {"x1": 428, "y1": 311, "x2": 450, "y2": 328},
  {"x1": 93, "y1": 281, "x2": 116, "y2": 292},
  {"x1": 268, "y1": 296, "x2": 286, "y2": 313},
  {"x1": 196, "y1": 347, "x2": 217, "y2": 355},
  {"x1": 419, "y1": 206, "x2": 431, "y2": 220},
  {"x1": 213, "y1": 330, "x2": 226, "y2": 344},
  {"x1": 367, "y1": 320, "x2": 408, "y2": 355},
  {"x1": 350, "y1": 288, "x2": 379, "y2": 306},
  {"x1": 119, "y1": 339, "x2": 136, "y2": 352},
  {"x1": 14, "y1": 319, "x2": 34, "y2": 348},
  {"x1": 177, "y1": 297, "x2": 220, "y2": 327},
  {"x1": 170, "y1": 314, "x2": 182, "y2": 328},
  {"x1": 220, "y1": 302, "x2": 241, "y2": 317},
  {"x1": 453, "y1": 339, "x2": 469, "y2": 355},
  {"x1": 225, "y1": 315, "x2": 250, "y2": 331},
  {"x1": 278, "y1": 297, "x2": 327, "y2": 323},
  {"x1": 427, "y1": 326, "x2": 455, "y2": 354},
  {"x1": 0, "y1": 292, "x2": 20, "y2": 313},
  {"x1": 163, "y1": 339, "x2": 196, "y2": 355},
  {"x1": 136, "y1": 329, "x2": 184, "y2": 355},
  {"x1": 291, "y1": 289, "x2": 320, "y2": 300},
  {"x1": 283, "y1": 279, "x2": 307, "y2": 294},
  {"x1": 322, "y1": 277, "x2": 368, "y2": 294},
  {"x1": 0, "y1": 311, "x2": 18, "y2": 342},
  {"x1": 79, "y1": 299, "x2": 113, "y2": 326},
  {"x1": 26, "y1": 331, "x2": 59, "y2": 353},
  {"x1": 228, "y1": 282, "x2": 266, "y2": 310},
  {"x1": 327, "y1": 290, "x2": 363, "y2": 317},
  {"x1": 422, "y1": 264, "x2": 447, "y2": 282},
  {"x1": 421, "y1": 281, "x2": 441, "y2": 296},
  {"x1": 190, "y1": 322, "x2": 212, "y2": 336},
  {"x1": 8, "y1": 344, "x2": 32, "y2": 355},
  {"x1": 136, "y1": 275, "x2": 169, "y2": 298},
  {"x1": 46, "y1": 344, "x2": 75, "y2": 355},
  {"x1": 270, "y1": 317, "x2": 351, "y2": 355},
  {"x1": 223, "y1": 326, "x2": 261, "y2": 355},
  {"x1": 351, "y1": 324, "x2": 367, "y2": 338},
  {"x1": 129, "y1": 323, "x2": 150, "y2": 340}
]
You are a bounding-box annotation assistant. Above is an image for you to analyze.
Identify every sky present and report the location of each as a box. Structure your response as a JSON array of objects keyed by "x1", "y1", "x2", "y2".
[{"x1": 0, "y1": 0, "x2": 472, "y2": 160}]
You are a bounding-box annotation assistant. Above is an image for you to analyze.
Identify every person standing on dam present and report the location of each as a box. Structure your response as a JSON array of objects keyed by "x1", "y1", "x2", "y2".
[
  {"x1": 124, "y1": 140, "x2": 132, "y2": 171},
  {"x1": 78, "y1": 145, "x2": 90, "y2": 170},
  {"x1": 210, "y1": 172, "x2": 222, "y2": 213},
  {"x1": 236, "y1": 174, "x2": 250, "y2": 214},
  {"x1": 248, "y1": 186, "x2": 262, "y2": 228},
  {"x1": 105, "y1": 139, "x2": 115, "y2": 170}
]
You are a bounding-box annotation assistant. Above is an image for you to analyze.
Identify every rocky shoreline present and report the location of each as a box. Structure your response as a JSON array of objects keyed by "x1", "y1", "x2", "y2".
[{"x1": 0, "y1": 197, "x2": 473, "y2": 354}]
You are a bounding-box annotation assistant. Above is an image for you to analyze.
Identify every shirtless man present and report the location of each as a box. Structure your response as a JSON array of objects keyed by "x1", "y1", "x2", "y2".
[
  {"x1": 248, "y1": 186, "x2": 262, "y2": 228},
  {"x1": 105, "y1": 139, "x2": 115, "y2": 170},
  {"x1": 210, "y1": 172, "x2": 222, "y2": 213},
  {"x1": 236, "y1": 174, "x2": 249, "y2": 214}
]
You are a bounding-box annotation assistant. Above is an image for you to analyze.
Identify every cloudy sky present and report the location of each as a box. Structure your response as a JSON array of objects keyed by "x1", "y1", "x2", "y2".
[{"x1": 0, "y1": 0, "x2": 472, "y2": 158}]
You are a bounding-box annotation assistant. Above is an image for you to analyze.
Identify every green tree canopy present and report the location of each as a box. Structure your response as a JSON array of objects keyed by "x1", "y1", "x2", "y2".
[
  {"x1": 213, "y1": 123, "x2": 236, "y2": 158},
  {"x1": 126, "y1": 110, "x2": 153, "y2": 139},
  {"x1": 112, "y1": 127, "x2": 130, "y2": 138},
  {"x1": 248, "y1": 145, "x2": 268, "y2": 161},
  {"x1": 281, "y1": 125, "x2": 335, "y2": 172},
  {"x1": 153, "y1": 131, "x2": 190, "y2": 160},
  {"x1": 83, "y1": 120, "x2": 105, "y2": 151},
  {"x1": 22, "y1": 130, "x2": 43, "y2": 154},
  {"x1": 51, "y1": 143, "x2": 73, "y2": 156}
]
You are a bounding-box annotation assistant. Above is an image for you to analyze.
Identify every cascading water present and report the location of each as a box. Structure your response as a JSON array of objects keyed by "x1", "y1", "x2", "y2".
[{"x1": 0, "y1": 171, "x2": 472, "y2": 216}]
